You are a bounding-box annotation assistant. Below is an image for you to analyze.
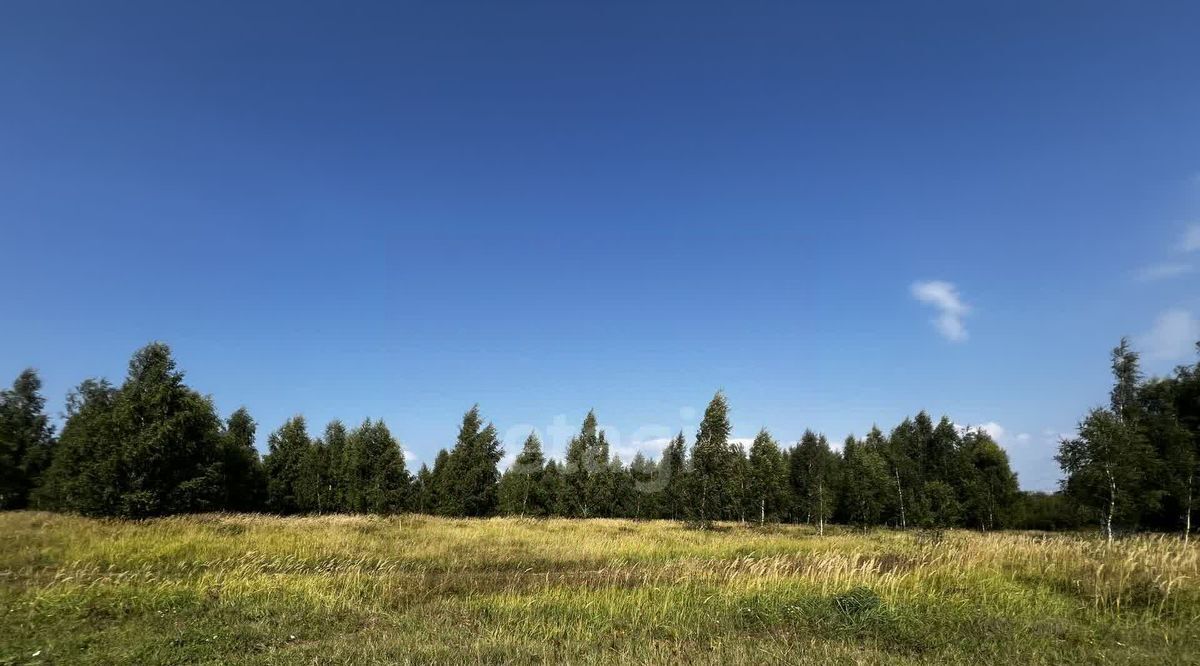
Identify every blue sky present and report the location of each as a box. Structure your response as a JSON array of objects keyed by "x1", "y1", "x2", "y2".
[{"x1": 2, "y1": 2, "x2": 1199, "y2": 490}]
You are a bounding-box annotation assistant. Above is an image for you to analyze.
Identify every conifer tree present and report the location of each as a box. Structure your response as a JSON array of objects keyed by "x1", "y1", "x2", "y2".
[
  {"x1": 588, "y1": 430, "x2": 617, "y2": 517},
  {"x1": 659, "y1": 432, "x2": 687, "y2": 520},
  {"x1": 429, "y1": 448, "x2": 452, "y2": 515},
  {"x1": 564, "y1": 411, "x2": 599, "y2": 517},
  {"x1": 440, "y1": 406, "x2": 503, "y2": 517},
  {"x1": 690, "y1": 391, "x2": 732, "y2": 525}
]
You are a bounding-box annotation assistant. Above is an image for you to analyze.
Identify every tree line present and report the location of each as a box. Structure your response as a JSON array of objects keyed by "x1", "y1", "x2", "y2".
[
  {"x1": 2, "y1": 339, "x2": 1195, "y2": 536},
  {"x1": 1057, "y1": 338, "x2": 1200, "y2": 542}
]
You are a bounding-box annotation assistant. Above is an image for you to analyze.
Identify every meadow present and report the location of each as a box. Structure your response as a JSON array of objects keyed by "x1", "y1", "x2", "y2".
[{"x1": 1, "y1": 512, "x2": 1197, "y2": 665}]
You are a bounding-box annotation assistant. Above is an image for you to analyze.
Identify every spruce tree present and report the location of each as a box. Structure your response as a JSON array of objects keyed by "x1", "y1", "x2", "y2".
[
  {"x1": 563, "y1": 411, "x2": 599, "y2": 517},
  {"x1": 441, "y1": 406, "x2": 503, "y2": 517},
  {"x1": 659, "y1": 432, "x2": 687, "y2": 520},
  {"x1": 413, "y1": 463, "x2": 433, "y2": 514},
  {"x1": 429, "y1": 448, "x2": 452, "y2": 515},
  {"x1": 690, "y1": 391, "x2": 732, "y2": 525},
  {"x1": 587, "y1": 430, "x2": 616, "y2": 517}
]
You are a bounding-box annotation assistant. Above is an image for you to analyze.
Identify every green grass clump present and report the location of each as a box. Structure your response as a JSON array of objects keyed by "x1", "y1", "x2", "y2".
[{"x1": 1, "y1": 512, "x2": 1198, "y2": 664}]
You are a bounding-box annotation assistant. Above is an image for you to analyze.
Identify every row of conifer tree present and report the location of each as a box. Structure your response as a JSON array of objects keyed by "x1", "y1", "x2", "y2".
[{"x1": 2, "y1": 340, "x2": 1196, "y2": 534}]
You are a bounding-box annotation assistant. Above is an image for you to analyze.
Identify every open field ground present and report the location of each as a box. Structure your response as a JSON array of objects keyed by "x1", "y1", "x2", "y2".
[{"x1": 1, "y1": 512, "x2": 1198, "y2": 665}]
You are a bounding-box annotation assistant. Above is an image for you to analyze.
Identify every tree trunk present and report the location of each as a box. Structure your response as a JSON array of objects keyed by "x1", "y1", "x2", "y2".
[
  {"x1": 817, "y1": 483, "x2": 825, "y2": 536},
  {"x1": 760, "y1": 498, "x2": 765, "y2": 525},
  {"x1": 1185, "y1": 474, "x2": 1193, "y2": 546},
  {"x1": 894, "y1": 468, "x2": 906, "y2": 530},
  {"x1": 1105, "y1": 465, "x2": 1116, "y2": 544}
]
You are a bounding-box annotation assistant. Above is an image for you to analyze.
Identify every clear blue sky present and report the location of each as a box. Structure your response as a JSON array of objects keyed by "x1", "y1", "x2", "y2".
[{"x1": 3, "y1": 1, "x2": 1199, "y2": 490}]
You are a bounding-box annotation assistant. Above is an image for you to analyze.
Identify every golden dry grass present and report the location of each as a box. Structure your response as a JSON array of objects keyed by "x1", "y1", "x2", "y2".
[{"x1": 1, "y1": 512, "x2": 1198, "y2": 664}]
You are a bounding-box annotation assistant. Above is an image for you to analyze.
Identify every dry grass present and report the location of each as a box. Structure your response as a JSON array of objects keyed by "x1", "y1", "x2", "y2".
[{"x1": 1, "y1": 512, "x2": 1198, "y2": 664}]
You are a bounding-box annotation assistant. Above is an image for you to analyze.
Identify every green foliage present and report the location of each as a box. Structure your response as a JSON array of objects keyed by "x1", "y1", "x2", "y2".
[
  {"x1": 33, "y1": 344, "x2": 226, "y2": 517},
  {"x1": 839, "y1": 432, "x2": 890, "y2": 527},
  {"x1": 790, "y1": 431, "x2": 839, "y2": 532},
  {"x1": 957, "y1": 429, "x2": 1018, "y2": 529},
  {"x1": 563, "y1": 411, "x2": 600, "y2": 517},
  {"x1": 263, "y1": 416, "x2": 313, "y2": 514},
  {"x1": 1058, "y1": 339, "x2": 1163, "y2": 539},
  {"x1": 341, "y1": 419, "x2": 411, "y2": 514},
  {"x1": 0, "y1": 369, "x2": 55, "y2": 509},
  {"x1": 436, "y1": 406, "x2": 503, "y2": 517},
  {"x1": 218, "y1": 408, "x2": 265, "y2": 511},
  {"x1": 659, "y1": 431, "x2": 687, "y2": 520},
  {"x1": 747, "y1": 429, "x2": 788, "y2": 523},
  {"x1": 498, "y1": 432, "x2": 547, "y2": 516},
  {"x1": 689, "y1": 391, "x2": 734, "y2": 524}
]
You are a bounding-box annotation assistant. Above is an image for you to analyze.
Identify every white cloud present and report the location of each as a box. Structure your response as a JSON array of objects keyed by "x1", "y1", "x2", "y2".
[
  {"x1": 959, "y1": 421, "x2": 1004, "y2": 441},
  {"x1": 911, "y1": 280, "x2": 970, "y2": 342},
  {"x1": 1180, "y1": 224, "x2": 1200, "y2": 253},
  {"x1": 610, "y1": 436, "x2": 673, "y2": 464},
  {"x1": 1139, "y1": 309, "x2": 1200, "y2": 361},
  {"x1": 1134, "y1": 262, "x2": 1194, "y2": 282}
]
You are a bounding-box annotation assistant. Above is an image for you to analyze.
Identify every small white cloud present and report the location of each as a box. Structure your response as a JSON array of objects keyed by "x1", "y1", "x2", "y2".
[
  {"x1": 1180, "y1": 224, "x2": 1200, "y2": 253},
  {"x1": 911, "y1": 280, "x2": 970, "y2": 342},
  {"x1": 977, "y1": 421, "x2": 1005, "y2": 440},
  {"x1": 1135, "y1": 262, "x2": 1194, "y2": 282},
  {"x1": 611, "y1": 436, "x2": 673, "y2": 463},
  {"x1": 1016, "y1": 432, "x2": 1031, "y2": 442},
  {"x1": 1139, "y1": 308, "x2": 1200, "y2": 361}
]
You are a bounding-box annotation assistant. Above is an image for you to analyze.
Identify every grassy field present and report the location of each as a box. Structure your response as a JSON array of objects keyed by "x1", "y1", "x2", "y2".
[{"x1": 1, "y1": 512, "x2": 1198, "y2": 665}]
